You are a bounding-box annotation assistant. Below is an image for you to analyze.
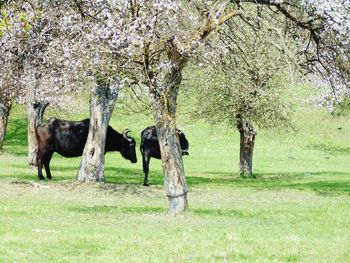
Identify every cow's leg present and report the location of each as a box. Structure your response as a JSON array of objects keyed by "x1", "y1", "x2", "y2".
[
  {"x1": 142, "y1": 153, "x2": 151, "y2": 186},
  {"x1": 37, "y1": 161, "x2": 45, "y2": 180},
  {"x1": 37, "y1": 149, "x2": 47, "y2": 180},
  {"x1": 44, "y1": 152, "x2": 54, "y2": 180}
]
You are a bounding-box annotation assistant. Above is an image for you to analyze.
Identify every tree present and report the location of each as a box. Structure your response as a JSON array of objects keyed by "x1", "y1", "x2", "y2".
[
  {"x1": 185, "y1": 35, "x2": 293, "y2": 176},
  {"x1": 45, "y1": 0, "x2": 240, "y2": 214},
  {"x1": 127, "y1": 1, "x2": 240, "y2": 213},
  {"x1": 0, "y1": 95, "x2": 13, "y2": 150},
  {"x1": 186, "y1": 0, "x2": 349, "y2": 176},
  {"x1": 0, "y1": 1, "x2": 84, "y2": 161},
  {"x1": 185, "y1": 6, "x2": 295, "y2": 176},
  {"x1": 231, "y1": 0, "x2": 349, "y2": 173},
  {"x1": 131, "y1": 1, "x2": 238, "y2": 213},
  {"x1": 0, "y1": 54, "x2": 18, "y2": 149},
  {"x1": 0, "y1": 3, "x2": 24, "y2": 149},
  {"x1": 40, "y1": 1, "x2": 131, "y2": 182},
  {"x1": 0, "y1": 1, "x2": 52, "y2": 163}
]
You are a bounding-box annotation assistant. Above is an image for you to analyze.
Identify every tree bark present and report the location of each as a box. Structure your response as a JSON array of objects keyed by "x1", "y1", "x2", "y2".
[
  {"x1": 143, "y1": 5, "x2": 239, "y2": 214},
  {"x1": 150, "y1": 59, "x2": 188, "y2": 215},
  {"x1": 77, "y1": 77, "x2": 119, "y2": 182},
  {"x1": 27, "y1": 101, "x2": 49, "y2": 166},
  {"x1": 25, "y1": 61, "x2": 49, "y2": 166},
  {"x1": 0, "y1": 101, "x2": 12, "y2": 150},
  {"x1": 236, "y1": 115, "x2": 256, "y2": 177}
]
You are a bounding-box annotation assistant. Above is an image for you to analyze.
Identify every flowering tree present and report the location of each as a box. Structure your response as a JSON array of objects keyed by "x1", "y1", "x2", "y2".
[
  {"x1": 186, "y1": 13, "x2": 295, "y2": 176},
  {"x1": 39, "y1": 0, "x2": 240, "y2": 214},
  {"x1": 43, "y1": 2, "x2": 126, "y2": 183},
  {"x1": 121, "y1": 1, "x2": 240, "y2": 213},
  {"x1": 0, "y1": 3, "x2": 24, "y2": 149},
  {"x1": 235, "y1": 0, "x2": 350, "y2": 172},
  {"x1": 0, "y1": 46, "x2": 18, "y2": 149},
  {"x1": 0, "y1": 68, "x2": 18, "y2": 150},
  {"x1": 1, "y1": 1, "x2": 52, "y2": 163},
  {"x1": 186, "y1": 0, "x2": 349, "y2": 177},
  {"x1": 234, "y1": 0, "x2": 349, "y2": 107},
  {"x1": 0, "y1": 1, "x2": 83, "y2": 160}
]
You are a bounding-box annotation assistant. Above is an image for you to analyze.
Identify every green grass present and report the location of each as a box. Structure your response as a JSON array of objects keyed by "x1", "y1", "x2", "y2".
[{"x1": 0, "y1": 96, "x2": 350, "y2": 262}]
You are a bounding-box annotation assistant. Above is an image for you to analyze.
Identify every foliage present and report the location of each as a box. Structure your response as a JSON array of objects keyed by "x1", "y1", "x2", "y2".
[
  {"x1": 0, "y1": 1, "x2": 87, "y2": 111},
  {"x1": 184, "y1": 12, "x2": 295, "y2": 129},
  {"x1": 235, "y1": 0, "x2": 349, "y2": 110},
  {"x1": 0, "y1": 3, "x2": 22, "y2": 106},
  {"x1": 181, "y1": 0, "x2": 349, "y2": 129},
  {"x1": 1, "y1": 0, "x2": 348, "y2": 115}
]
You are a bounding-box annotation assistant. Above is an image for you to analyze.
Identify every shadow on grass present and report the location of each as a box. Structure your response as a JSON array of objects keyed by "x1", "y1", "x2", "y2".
[
  {"x1": 284, "y1": 180, "x2": 350, "y2": 195},
  {"x1": 3, "y1": 159, "x2": 350, "y2": 196},
  {"x1": 309, "y1": 143, "x2": 350, "y2": 155},
  {"x1": 69, "y1": 205, "x2": 166, "y2": 214},
  {"x1": 104, "y1": 169, "x2": 350, "y2": 196},
  {"x1": 188, "y1": 171, "x2": 350, "y2": 196},
  {"x1": 6, "y1": 173, "x2": 75, "y2": 182},
  {"x1": 191, "y1": 208, "x2": 247, "y2": 218},
  {"x1": 68, "y1": 205, "x2": 250, "y2": 219},
  {"x1": 104, "y1": 167, "x2": 146, "y2": 185}
]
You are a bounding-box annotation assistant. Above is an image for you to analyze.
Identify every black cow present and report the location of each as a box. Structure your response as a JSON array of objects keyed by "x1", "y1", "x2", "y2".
[
  {"x1": 35, "y1": 118, "x2": 137, "y2": 180},
  {"x1": 140, "y1": 125, "x2": 189, "y2": 186}
]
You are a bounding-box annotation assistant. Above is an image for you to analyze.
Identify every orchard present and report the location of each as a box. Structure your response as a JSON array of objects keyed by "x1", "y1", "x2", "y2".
[{"x1": 0, "y1": 1, "x2": 349, "y2": 261}]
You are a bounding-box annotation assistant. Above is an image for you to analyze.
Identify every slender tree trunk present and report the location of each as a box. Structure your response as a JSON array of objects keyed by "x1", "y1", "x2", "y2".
[
  {"x1": 151, "y1": 62, "x2": 188, "y2": 215},
  {"x1": 236, "y1": 115, "x2": 256, "y2": 177},
  {"x1": 27, "y1": 101, "x2": 49, "y2": 166},
  {"x1": 25, "y1": 61, "x2": 49, "y2": 166},
  {"x1": 0, "y1": 101, "x2": 12, "y2": 150},
  {"x1": 77, "y1": 77, "x2": 119, "y2": 182}
]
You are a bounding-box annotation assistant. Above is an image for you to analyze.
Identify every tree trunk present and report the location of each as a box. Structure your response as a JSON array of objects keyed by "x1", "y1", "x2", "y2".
[
  {"x1": 77, "y1": 77, "x2": 119, "y2": 182},
  {"x1": 25, "y1": 61, "x2": 49, "y2": 166},
  {"x1": 236, "y1": 115, "x2": 256, "y2": 177},
  {"x1": 155, "y1": 119, "x2": 188, "y2": 214},
  {"x1": 150, "y1": 62, "x2": 188, "y2": 215},
  {"x1": 27, "y1": 101, "x2": 49, "y2": 166},
  {"x1": 0, "y1": 101, "x2": 12, "y2": 150}
]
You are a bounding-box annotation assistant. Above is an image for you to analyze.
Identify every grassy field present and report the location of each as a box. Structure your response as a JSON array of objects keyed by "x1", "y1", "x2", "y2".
[{"x1": 0, "y1": 96, "x2": 350, "y2": 262}]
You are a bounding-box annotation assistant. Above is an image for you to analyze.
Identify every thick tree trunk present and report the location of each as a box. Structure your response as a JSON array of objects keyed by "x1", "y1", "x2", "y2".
[
  {"x1": 155, "y1": 119, "x2": 188, "y2": 214},
  {"x1": 236, "y1": 116, "x2": 256, "y2": 177},
  {"x1": 77, "y1": 78, "x2": 119, "y2": 182},
  {"x1": 151, "y1": 63, "x2": 188, "y2": 215},
  {"x1": 0, "y1": 102, "x2": 12, "y2": 150}
]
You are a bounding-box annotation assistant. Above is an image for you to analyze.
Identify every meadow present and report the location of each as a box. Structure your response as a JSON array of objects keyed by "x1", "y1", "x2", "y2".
[{"x1": 0, "y1": 91, "x2": 349, "y2": 262}]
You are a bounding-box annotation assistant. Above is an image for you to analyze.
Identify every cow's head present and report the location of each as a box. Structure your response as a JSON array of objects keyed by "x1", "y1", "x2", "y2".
[
  {"x1": 120, "y1": 129, "x2": 137, "y2": 163},
  {"x1": 176, "y1": 129, "x2": 189, "y2": 156}
]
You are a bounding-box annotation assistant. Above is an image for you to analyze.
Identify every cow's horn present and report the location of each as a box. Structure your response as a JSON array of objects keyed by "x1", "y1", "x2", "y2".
[{"x1": 123, "y1": 129, "x2": 132, "y2": 142}]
